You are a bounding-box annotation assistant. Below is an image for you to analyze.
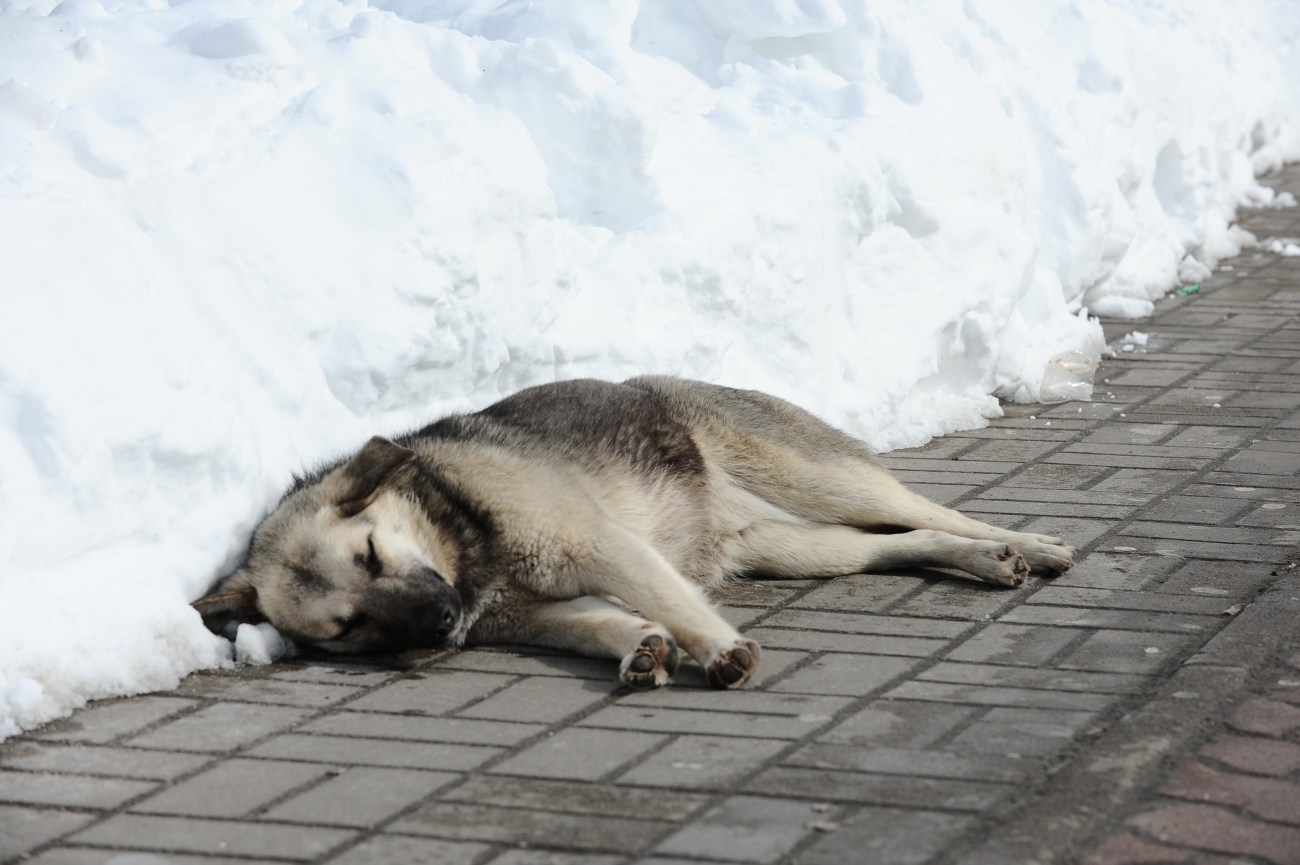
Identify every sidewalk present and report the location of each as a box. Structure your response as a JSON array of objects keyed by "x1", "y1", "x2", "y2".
[{"x1": 3, "y1": 165, "x2": 1299, "y2": 865}]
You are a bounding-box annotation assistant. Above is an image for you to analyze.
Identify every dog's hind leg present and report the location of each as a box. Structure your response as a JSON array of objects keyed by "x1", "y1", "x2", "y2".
[
  {"x1": 733, "y1": 520, "x2": 1031, "y2": 587},
  {"x1": 482, "y1": 596, "x2": 681, "y2": 690}
]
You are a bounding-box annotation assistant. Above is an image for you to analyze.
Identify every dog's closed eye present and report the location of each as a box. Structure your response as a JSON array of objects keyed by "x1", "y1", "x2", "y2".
[{"x1": 360, "y1": 536, "x2": 382, "y2": 578}]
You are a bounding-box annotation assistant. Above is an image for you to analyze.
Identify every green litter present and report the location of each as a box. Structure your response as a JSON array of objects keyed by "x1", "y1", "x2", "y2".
[{"x1": 1175, "y1": 284, "x2": 1202, "y2": 296}]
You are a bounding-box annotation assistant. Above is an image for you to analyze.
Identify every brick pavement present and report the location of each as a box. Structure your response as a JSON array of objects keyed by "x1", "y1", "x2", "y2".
[{"x1": 3, "y1": 165, "x2": 1299, "y2": 865}]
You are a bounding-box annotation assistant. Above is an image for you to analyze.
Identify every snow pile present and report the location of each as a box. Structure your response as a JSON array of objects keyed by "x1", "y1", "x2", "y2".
[
  {"x1": 1263, "y1": 237, "x2": 1300, "y2": 256},
  {"x1": 2, "y1": 0, "x2": 1299, "y2": 739}
]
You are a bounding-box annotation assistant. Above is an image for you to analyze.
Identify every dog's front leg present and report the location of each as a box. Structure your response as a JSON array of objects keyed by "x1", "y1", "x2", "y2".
[{"x1": 571, "y1": 525, "x2": 760, "y2": 689}]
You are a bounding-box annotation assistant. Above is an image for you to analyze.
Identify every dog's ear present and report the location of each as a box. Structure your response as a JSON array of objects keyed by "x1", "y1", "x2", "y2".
[
  {"x1": 191, "y1": 570, "x2": 262, "y2": 638},
  {"x1": 330, "y1": 436, "x2": 417, "y2": 517}
]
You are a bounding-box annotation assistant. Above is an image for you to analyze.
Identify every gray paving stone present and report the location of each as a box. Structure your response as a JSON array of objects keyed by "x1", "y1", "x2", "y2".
[
  {"x1": 1017, "y1": 516, "x2": 1113, "y2": 548},
  {"x1": 0, "y1": 743, "x2": 212, "y2": 780},
  {"x1": 179, "y1": 675, "x2": 363, "y2": 708},
  {"x1": 0, "y1": 806, "x2": 94, "y2": 860},
  {"x1": 456, "y1": 676, "x2": 614, "y2": 723},
  {"x1": 488, "y1": 727, "x2": 666, "y2": 781},
  {"x1": 886, "y1": 681, "x2": 1117, "y2": 712},
  {"x1": 918, "y1": 662, "x2": 1146, "y2": 695},
  {"x1": 324, "y1": 835, "x2": 491, "y2": 865},
  {"x1": 797, "y1": 806, "x2": 977, "y2": 865},
  {"x1": 615, "y1": 688, "x2": 853, "y2": 718},
  {"x1": 1107, "y1": 534, "x2": 1289, "y2": 562},
  {"x1": 818, "y1": 700, "x2": 977, "y2": 748},
  {"x1": 299, "y1": 710, "x2": 544, "y2": 746},
  {"x1": 1139, "y1": 494, "x2": 1254, "y2": 524},
  {"x1": 1003, "y1": 463, "x2": 1113, "y2": 489},
  {"x1": 745, "y1": 765, "x2": 1011, "y2": 811},
  {"x1": 617, "y1": 734, "x2": 787, "y2": 789},
  {"x1": 760, "y1": 608, "x2": 972, "y2": 638},
  {"x1": 789, "y1": 572, "x2": 921, "y2": 611},
  {"x1": 1089, "y1": 469, "x2": 1198, "y2": 494},
  {"x1": 1029, "y1": 585, "x2": 1234, "y2": 615},
  {"x1": 1163, "y1": 425, "x2": 1254, "y2": 448},
  {"x1": 943, "y1": 707, "x2": 1097, "y2": 757},
  {"x1": 131, "y1": 758, "x2": 327, "y2": 818},
  {"x1": 127, "y1": 702, "x2": 313, "y2": 753},
  {"x1": 32, "y1": 696, "x2": 197, "y2": 744},
  {"x1": 444, "y1": 775, "x2": 708, "y2": 820},
  {"x1": 578, "y1": 704, "x2": 828, "y2": 739},
  {"x1": 1058, "y1": 629, "x2": 1194, "y2": 674},
  {"x1": 247, "y1": 733, "x2": 499, "y2": 770},
  {"x1": 392, "y1": 801, "x2": 670, "y2": 853},
  {"x1": 487, "y1": 851, "x2": 626, "y2": 865},
  {"x1": 0, "y1": 770, "x2": 156, "y2": 809},
  {"x1": 1049, "y1": 552, "x2": 1181, "y2": 591},
  {"x1": 270, "y1": 663, "x2": 396, "y2": 688},
  {"x1": 346, "y1": 669, "x2": 516, "y2": 715},
  {"x1": 69, "y1": 814, "x2": 355, "y2": 860},
  {"x1": 263, "y1": 766, "x2": 456, "y2": 826},
  {"x1": 1157, "y1": 559, "x2": 1279, "y2": 598},
  {"x1": 785, "y1": 743, "x2": 1036, "y2": 783},
  {"x1": 768, "y1": 653, "x2": 921, "y2": 696},
  {"x1": 743, "y1": 626, "x2": 948, "y2": 657},
  {"x1": 22, "y1": 847, "x2": 286, "y2": 865},
  {"x1": 890, "y1": 580, "x2": 1020, "y2": 620},
  {"x1": 1124, "y1": 520, "x2": 1298, "y2": 546},
  {"x1": 999, "y1": 604, "x2": 1216, "y2": 634},
  {"x1": 654, "y1": 795, "x2": 834, "y2": 863}
]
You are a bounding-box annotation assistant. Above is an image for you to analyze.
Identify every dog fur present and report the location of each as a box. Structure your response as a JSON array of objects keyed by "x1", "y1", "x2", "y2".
[{"x1": 193, "y1": 376, "x2": 1073, "y2": 689}]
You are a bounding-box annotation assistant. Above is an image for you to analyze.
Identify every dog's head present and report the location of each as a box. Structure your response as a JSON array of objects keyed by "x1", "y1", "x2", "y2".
[{"x1": 193, "y1": 436, "x2": 463, "y2": 653}]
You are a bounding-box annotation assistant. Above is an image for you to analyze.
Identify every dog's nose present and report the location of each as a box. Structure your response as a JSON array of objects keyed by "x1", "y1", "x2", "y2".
[{"x1": 408, "y1": 599, "x2": 459, "y2": 647}]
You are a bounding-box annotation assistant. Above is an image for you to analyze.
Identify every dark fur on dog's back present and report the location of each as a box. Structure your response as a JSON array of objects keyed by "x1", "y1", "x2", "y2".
[{"x1": 194, "y1": 376, "x2": 1075, "y2": 690}]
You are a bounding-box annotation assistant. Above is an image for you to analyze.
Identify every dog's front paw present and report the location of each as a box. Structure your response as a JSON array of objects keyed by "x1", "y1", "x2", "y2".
[
  {"x1": 705, "y1": 639, "x2": 761, "y2": 689},
  {"x1": 620, "y1": 631, "x2": 680, "y2": 690},
  {"x1": 1017, "y1": 535, "x2": 1076, "y2": 575}
]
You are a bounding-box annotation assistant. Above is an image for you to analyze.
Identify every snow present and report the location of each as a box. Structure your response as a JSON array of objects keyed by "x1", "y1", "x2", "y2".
[
  {"x1": 2, "y1": 0, "x2": 1299, "y2": 740},
  {"x1": 1263, "y1": 237, "x2": 1300, "y2": 256}
]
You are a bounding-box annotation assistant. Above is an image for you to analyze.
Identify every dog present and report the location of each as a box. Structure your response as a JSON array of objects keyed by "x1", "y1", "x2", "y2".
[{"x1": 193, "y1": 376, "x2": 1073, "y2": 689}]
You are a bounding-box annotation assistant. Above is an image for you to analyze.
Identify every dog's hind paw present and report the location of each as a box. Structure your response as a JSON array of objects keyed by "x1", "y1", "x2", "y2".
[
  {"x1": 705, "y1": 639, "x2": 761, "y2": 689},
  {"x1": 620, "y1": 631, "x2": 680, "y2": 690}
]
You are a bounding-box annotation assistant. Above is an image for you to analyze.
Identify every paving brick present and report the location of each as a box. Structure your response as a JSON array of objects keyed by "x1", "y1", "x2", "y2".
[
  {"x1": 1138, "y1": 495, "x2": 1254, "y2": 524},
  {"x1": 1223, "y1": 444, "x2": 1300, "y2": 474},
  {"x1": 392, "y1": 801, "x2": 670, "y2": 853},
  {"x1": 797, "y1": 806, "x2": 976, "y2": 865},
  {"x1": 890, "y1": 580, "x2": 1020, "y2": 620},
  {"x1": 1089, "y1": 469, "x2": 1198, "y2": 494},
  {"x1": 743, "y1": 626, "x2": 947, "y2": 657},
  {"x1": 1227, "y1": 698, "x2": 1300, "y2": 737},
  {"x1": 0, "y1": 770, "x2": 156, "y2": 809},
  {"x1": 487, "y1": 727, "x2": 666, "y2": 781},
  {"x1": 789, "y1": 572, "x2": 921, "y2": 611},
  {"x1": 918, "y1": 662, "x2": 1146, "y2": 695},
  {"x1": 247, "y1": 733, "x2": 499, "y2": 770},
  {"x1": 345, "y1": 670, "x2": 516, "y2": 715},
  {"x1": 1160, "y1": 760, "x2": 1300, "y2": 826},
  {"x1": 1163, "y1": 426, "x2": 1254, "y2": 448},
  {"x1": 1059, "y1": 630, "x2": 1193, "y2": 675},
  {"x1": 1128, "y1": 803, "x2": 1300, "y2": 863},
  {"x1": 0, "y1": 743, "x2": 212, "y2": 780},
  {"x1": 1108, "y1": 535, "x2": 1288, "y2": 562},
  {"x1": 1018, "y1": 516, "x2": 1114, "y2": 548},
  {"x1": 999, "y1": 605, "x2": 1216, "y2": 634},
  {"x1": 616, "y1": 688, "x2": 853, "y2": 718},
  {"x1": 21, "y1": 848, "x2": 286, "y2": 865},
  {"x1": 760, "y1": 608, "x2": 972, "y2": 638},
  {"x1": 946, "y1": 623, "x2": 1079, "y2": 666},
  {"x1": 433, "y1": 648, "x2": 623, "y2": 680},
  {"x1": 617, "y1": 734, "x2": 788, "y2": 789},
  {"x1": 653, "y1": 795, "x2": 834, "y2": 863},
  {"x1": 487, "y1": 851, "x2": 625, "y2": 865},
  {"x1": 299, "y1": 710, "x2": 544, "y2": 746},
  {"x1": 269, "y1": 662, "x2": 395, "y2": 688},
  {"x1": 131, "y1": 758, "x2": 328, "y2": 818},
  {"x1": 1157, "y1": 559, "x2": 1277, "y2": 598},
  {"x1": 456, "y1": 676, "x2": 613, "y2": 723},
  {"x1": 0, "y1": 806, "x2": 94, "y2": 860},
  {"x1": 1198, "y1": 733, "x2": 1300, "y2": 777},
  {"x1": 1124, "y1": 520, "x2": 1298, "y2": 547},
  {"x1": 1052, "y1": 552, "x2": 1181, "y2": 591},
  {"x1": 179, "y1": 675, "x2": 362, "y2": 708},
  {"x1": 578, "y1": 704, "x2": 827, "y2": 739},
  {"x1": 1004, "y1": 463, "x2": 1114, "y2": 489},
  {"x1": 942, "y1": 707, "x2": 1096, "y2": 758},
  {"x1": 1029, "y1": 586, "x2": 1232, "y2": 615},
  {"x1": 1081, "y1": 831, "x2": 1196, "y2": 864},
  {"x1": 786, "y1": 743, "x2": 1036, "y2": 783},
  {"x1": 31, "y1": 696, "x2": 197, "y2": 744},
  {"x1": 819, "y1": 700, "x2": 976, "y2": 748},
  {"x1": 127, "y1": 702, "x2": 313, "y2": 753},
  {"x1": 768, "y1": 653, "x2": 921, "y2": 696},
  {"x1": 887, "y1": 680, "x2": 1116, "y2": 712},
  {"x1": 324, "y1": 835, "x2": 491, "y2": 865},
  {"x1": 443, "y1": 775, "x2": 708, "y2": 820},
  {"x1": 745, "y1": 765, "x2": 1011, "y2": 811},
  {"x1": 263, "y1": 766, "x2": 455, "y2": 826},
  {"x1": 69, "y1": 814, "x2": 355, "y2": 860}
]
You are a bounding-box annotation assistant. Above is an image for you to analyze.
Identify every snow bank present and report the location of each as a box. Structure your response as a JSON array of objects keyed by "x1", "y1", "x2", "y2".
[{"x1": 2, "y1": 0, "x2": 1298, "y2": 738}]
